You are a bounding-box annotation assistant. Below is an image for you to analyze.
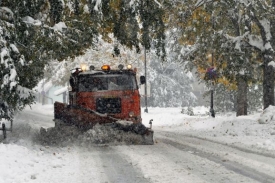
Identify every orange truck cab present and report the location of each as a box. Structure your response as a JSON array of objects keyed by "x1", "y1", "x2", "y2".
[{"x1": 59, "y1": 64, "x2": 145, "y2": 126}]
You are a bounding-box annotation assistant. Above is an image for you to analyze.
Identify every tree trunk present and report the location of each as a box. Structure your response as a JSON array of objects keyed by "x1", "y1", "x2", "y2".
[
  {"x1": 263, "y1": 52, "x2": 275, "y2": 109},
  {"x1": 236, "y1": 76, "x2": 248, "y2": 116},
  {"x1": 266, "y1": 0, "x2": 275, "y2": 109}
]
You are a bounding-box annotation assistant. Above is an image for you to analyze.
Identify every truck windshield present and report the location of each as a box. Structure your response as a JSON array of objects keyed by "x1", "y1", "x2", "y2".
[{"x1": 78, "y1": 74, "x2": 138, "y2": 92}]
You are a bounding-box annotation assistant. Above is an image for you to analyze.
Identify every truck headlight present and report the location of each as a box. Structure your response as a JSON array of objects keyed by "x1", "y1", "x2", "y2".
[{"x1": 127, "y1": 64, "x2": 132, "y2": 69}]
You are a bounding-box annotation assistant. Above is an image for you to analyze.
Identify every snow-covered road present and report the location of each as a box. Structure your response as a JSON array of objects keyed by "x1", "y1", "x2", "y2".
[
  {"x1": 154, "y1": 131, "x2": 275, "y2": 182},
  {"x1": 4, "y1": 132, "x2": 275, "y2": 183},
  {"x1": 1, "y1": 104, "x2": 275, "y2": 183}
]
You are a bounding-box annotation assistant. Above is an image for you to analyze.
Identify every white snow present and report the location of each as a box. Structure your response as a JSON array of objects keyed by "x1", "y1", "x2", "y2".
[
  {"x1": 22, "y1": 16, "x2": 42, "y2": 26},
  {"x1": 93, "y1": 0, "x2": 102, "y2": 11},
  {"x1": 0, "y1": 7, "x2": 13, "y2": 17},
  {"x1": 10, "y1": 44, "x2": 19, "y2": 53},
  {"x1": 153, "y1": 0, "x2": 162, "y2": 7},
  {"x1": 268, "y1": 61, "x2": 275, "y2": 68},
  {"x1": 1, "y1": 103, "x2": 275, "y2": 182},
  {"x1": 143, "y1": 107, "x2": 275, "y2": 151},
  {"x1": 0, "y1": 48, "x2": 8, "y2": 65},
  {"x1": 83, "y1": 5, "x2": 89, "y2": 14},
  {"x1": 52, "y1": 22, "x2": 67, "y2": 32},
  {"x1": 34, "y1": 80, "x2": 53, "y2": 93},
  {"x1": 53, "y1": 87, "x2": 67, "y2": 96}
]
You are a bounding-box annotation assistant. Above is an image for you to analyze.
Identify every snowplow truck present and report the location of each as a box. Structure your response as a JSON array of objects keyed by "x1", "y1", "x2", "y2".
[{"x1": 52, "y1": 64, "x2": 154, "y2": 145}]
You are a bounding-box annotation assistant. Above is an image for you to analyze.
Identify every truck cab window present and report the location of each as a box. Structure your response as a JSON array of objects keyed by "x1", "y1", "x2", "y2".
[{"x1": 78, "y1": 74, "x2": 137, "y2": 92}]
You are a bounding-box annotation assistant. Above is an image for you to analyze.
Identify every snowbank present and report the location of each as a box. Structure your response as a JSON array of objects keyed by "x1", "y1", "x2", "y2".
[{"x1": 141, "y1": 106, "x2": 275, "y2": 153}]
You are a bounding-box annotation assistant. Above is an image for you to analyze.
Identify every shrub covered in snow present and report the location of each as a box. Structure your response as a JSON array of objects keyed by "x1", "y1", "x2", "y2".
[{"x1": 258, "y1": 106, "x2": 275, "y2": 124}]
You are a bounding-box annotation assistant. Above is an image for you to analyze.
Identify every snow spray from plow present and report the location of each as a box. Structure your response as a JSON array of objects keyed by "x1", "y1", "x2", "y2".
[{"x1": 39, "y1": 119, "x2": 154, "y2": 146}]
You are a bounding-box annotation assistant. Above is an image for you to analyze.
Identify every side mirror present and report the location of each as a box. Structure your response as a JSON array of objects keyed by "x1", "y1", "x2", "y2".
[{"x1": 140, "y1": 76, "x2": 146, "y2": 85}]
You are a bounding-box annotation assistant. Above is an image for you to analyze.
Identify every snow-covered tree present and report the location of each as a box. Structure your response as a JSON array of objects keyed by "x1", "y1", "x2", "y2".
[
  {"x1": 0, "y1": 1, "x2": 95, "y2": 120},
  {"x1": 89, "y1": 0, "x2": 166, "y2": 59},
  {"x1": 211, "y1": 83, "x2": 262, "y2": 113},
  {"x1": 209, "y1": 0, "x2": 275, "y2": 112},
  {"x1": 146, "y1": 56, "x2": 196, "y2": 107},
  {"x1": 171, "y1": 0, "x2": 273, "y2": 115},
  {"x1": 0, "y1": 16, "x2": 36, "y2": 120}
]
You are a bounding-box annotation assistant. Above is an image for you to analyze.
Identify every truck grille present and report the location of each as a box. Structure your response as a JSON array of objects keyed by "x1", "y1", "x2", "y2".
[{"x1": 96, "y1": 98, "x2": 121, "y2": 114}]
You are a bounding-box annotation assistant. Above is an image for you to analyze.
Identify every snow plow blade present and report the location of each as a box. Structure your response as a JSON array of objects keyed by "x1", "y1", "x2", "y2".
[
  {"x1": 54, "y1": 102, "x2": 115, "y2": 128},
  {"x1": 39, "y1": 102, "x2": 154, "y2": 146}
]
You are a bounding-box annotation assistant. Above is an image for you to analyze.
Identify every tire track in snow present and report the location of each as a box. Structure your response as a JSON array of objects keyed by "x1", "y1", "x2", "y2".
[
  {"x1": 158, "y1": 136, "x2": 275, "y2": 183},
  {"x1": 115, "y1": 143, "x2": 261, "y2": 183},
  {"x1": 157, "y1": 131, "x2": 275, "y2": 175},
  {"x1": 95, "y1": 146, "x2": 150, "y2": 183},
  {"x1": 181, "y1": 133, "x2": 275, "y2": 159}
]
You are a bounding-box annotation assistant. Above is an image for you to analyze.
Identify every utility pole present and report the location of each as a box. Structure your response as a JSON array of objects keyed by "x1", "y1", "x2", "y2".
[
  {"x1": 210, "y1": 53, "x2": 215, "y2": 118},
  {"x1": 210, "y1": 16, "x2": 215, "y2": 118},
  {"x1": 144, "y1": 48, "x2": 148, "y2": 113}
]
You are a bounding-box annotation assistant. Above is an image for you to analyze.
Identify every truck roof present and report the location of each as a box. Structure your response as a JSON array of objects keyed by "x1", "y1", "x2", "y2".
[{"x1": 79, "y1": 69, "x2": 136, "y2": 76}]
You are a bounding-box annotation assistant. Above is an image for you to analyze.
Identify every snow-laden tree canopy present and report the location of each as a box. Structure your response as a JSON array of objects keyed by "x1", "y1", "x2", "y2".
[
  {"x1": 0, "y1": 16, "x2": 37, "y2": 120},
  {"x1": 168, "y1": 0, "x2": 275, "y2": 114}
]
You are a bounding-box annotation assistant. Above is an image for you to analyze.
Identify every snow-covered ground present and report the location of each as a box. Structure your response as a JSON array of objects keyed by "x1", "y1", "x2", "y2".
[
  {"x1": 143, "y1": 106, "x2": 275, "y2": 154},
  {"x1": 1, "y1": 103, "x2": 275, "y2": 183}
]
